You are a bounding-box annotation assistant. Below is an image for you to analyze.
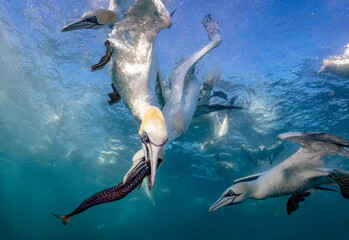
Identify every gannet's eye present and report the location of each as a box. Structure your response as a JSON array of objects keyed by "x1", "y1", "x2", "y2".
[
  {"x1": 227, "y1": 190, "x2": 234, "y2": 196},
  {"x1": 89, "y1": 16, "x2": 97, "y2": 23},
  {"x1": 143, "y1": 132, "x2": 149, "y2": 143}
]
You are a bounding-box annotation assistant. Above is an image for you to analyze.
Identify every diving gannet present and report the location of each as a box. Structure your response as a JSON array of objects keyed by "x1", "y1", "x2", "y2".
[
  {"x1": 210, "y1": 132, "x2": 349, "y2": 215},
  {"x1": 241, "y1": 141, "x2": 284, "y2": 166},
  {"x1": 107, "y1": 0, "x2": 171, "y2": 189},
  {"x1": 52, "y1": 14, "x2": 223, "y2": 225},
  {"x1": 62, "y1": 0, "x2": 172, "y2": 189},
  {"x1": 193, "y1": 68, "x2": 242, "y2": 141},
  {"x1": 319, "y1": 43, "x2": 349, "y2": 76},
  {"x1": 123, "y1": 14, "x2": 223, "y2": 185}
]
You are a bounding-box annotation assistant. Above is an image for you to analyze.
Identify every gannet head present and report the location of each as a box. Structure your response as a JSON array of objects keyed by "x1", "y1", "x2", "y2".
[
  {"x1": 139, "y1": 107, "x2": 168, "y2": 190},
  {"x1": 209, "y1": 182, "x2": 249, "y2": 212},
  {"x1": 62, "y1": 9, "x2": 117, "y2": 32},
  {"x1": 259, "y1": 145, "x2": 266, "y2": 151}
]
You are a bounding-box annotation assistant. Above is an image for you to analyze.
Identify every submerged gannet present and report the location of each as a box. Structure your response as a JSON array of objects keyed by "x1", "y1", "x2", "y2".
[
  {"x1": 192, "y1": 70, "x2": 242, "y2": 150},
  {"x1": 210, "y1": 132, "x2": 349, "y2": 214},
  {"x1": 193, "y1": 67, "x2": 241, "y2": 141},
  {"x1": 319, "y1": 43, "x2": 349, "y2": 76},
  {"x1": 52, "y1": 14, "x2": 223, "y2": 225},
  {"x1": 241, "y1": 141, "x2": 284, "y2": 166},
  {"x1": 123, "y1": 14, "x2": 223, "y2": 184},
  {"x1": 62, "y1": 0, "x2": 172, "y2": 189}
]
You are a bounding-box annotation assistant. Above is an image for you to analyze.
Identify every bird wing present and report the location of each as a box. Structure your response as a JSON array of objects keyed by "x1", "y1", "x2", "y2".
[
  {"x1": 113, "y1": 0, "x2": 171, "y2": 44},
  {"x1": 241, "y1": 145, "x2": 259, "y2": 166},
  {"x1": 108, "y1": 0, "x2": 134, "y2": 17},
  {"x1": 234, "y1": 172, "x2": 266, "y2": 184},
  {"x1": 276, "y1": 132, "x2": 349, "y2": 171},
  {"x1": 266, "y1": 141, "x2": 284, "y2": 161},
  {"x1": 193, "y1": 104, "x2": 241, "y2": 118},
  {"x1": 278, "y1": 132, "x2": 349, "y2": 147}
]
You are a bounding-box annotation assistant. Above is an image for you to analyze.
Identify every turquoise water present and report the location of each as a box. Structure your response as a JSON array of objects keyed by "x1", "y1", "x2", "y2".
[{"x1": 1, "y1": 0, "x2": 349, "y2": 239}]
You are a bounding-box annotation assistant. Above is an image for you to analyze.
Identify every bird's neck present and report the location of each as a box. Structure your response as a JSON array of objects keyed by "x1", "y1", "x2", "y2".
[
  {"x1": 138, "y1": 105, "x2": 155, "y2": 122},
  {"x1": 246, "y1": 181, "x2": 264, "y2": 200}
]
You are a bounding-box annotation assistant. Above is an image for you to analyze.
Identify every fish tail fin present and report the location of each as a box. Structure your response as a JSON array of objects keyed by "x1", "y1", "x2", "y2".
[
  {"x1": 330, "y1": 170, "x2": 349, "y2": 199},
  {"x1": 51, "y1": 213, "x2": 72, "y2": 225}
]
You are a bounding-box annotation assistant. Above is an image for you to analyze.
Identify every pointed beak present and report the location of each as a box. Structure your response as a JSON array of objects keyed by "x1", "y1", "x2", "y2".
[
  {"x1": 142, "y1": 143, "x2": 162, "y2": 191},
  {"x1": 61, "y1": 19, "x2": 95, "y2": 32},
  {"x1": 209, "y1": 196, "x2": 231, "y2": 212}
]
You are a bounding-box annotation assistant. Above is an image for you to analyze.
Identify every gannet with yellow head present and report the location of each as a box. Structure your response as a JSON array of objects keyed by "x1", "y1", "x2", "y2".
[
  {"x1": 106, "y1": 0, "x2": 171, "y2": 189},
  {"x1": 62, "y1": 0, "x2": 171, "y2": 189},
  {"x1": 123, "y1": 14, "x2": 223, "y2": 188}
]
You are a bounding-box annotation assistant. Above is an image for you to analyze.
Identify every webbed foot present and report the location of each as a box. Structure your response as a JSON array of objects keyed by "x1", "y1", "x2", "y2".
[
  {"x1": 91, "y1": 40, "x2": 113, "y2": 71},
  {"x1": 202, "y1": 14, "x2": 221, "y2": 41},
  {"x1": 108, "y1": 83, "x2": 121, "y2": 105},
  {"x1": 286, "y1": 192, "x2": 311, "y2": 215}
]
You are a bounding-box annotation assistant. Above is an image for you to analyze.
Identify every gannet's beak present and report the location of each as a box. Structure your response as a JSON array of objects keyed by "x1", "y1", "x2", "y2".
[
  {"x1": 142, "y1": 142, "x2": 162, "y2": 191},
  {"x1": 62, "y1": 18, "x2": 100, "y2": 32},
  {"x1": 209, "y1": 196, "x2": 232, "y2": 212}
]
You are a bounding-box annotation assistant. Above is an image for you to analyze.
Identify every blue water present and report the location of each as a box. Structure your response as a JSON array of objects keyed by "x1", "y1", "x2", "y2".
[{"x1": 1, "y1": 0, "x2": 349, "y2": 239}]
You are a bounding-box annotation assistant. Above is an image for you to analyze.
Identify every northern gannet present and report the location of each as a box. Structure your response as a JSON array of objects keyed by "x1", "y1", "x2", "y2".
[
  {"x1": 52, "y1": 14, "x2": 223, "y2": 225},
  {"x1": 61, "y1": 0, "x2": 133, "y2": 32},
  {"x1": 241, "y1": 141, "x2": 284, "y2": 166},
  {"x1": 196, "y1": 68, "x2": 241, "y2": 138},
  {"x1": 210, "y1": 132, "x2": 349, "y2": 214},
  {"x1": 62, "y1": 0, "x2": 172, "y2": 189},
  {"x1": 192, "y1": 69, "x2": 242, "y2": 150},
  {"x1": 123, "y1": 14, "x2": 223, "y2": 185},
  {"x1": 107, "y1": 0, "x2": 171, "y2": 189},
  {"x1": 319, "y1": 43, "x2": 349, "y2": 76}
]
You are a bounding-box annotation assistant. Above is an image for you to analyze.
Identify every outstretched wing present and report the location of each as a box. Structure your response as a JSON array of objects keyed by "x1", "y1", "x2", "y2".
[
  {"x1": 193, "y1": 104, "x2": 241, "y2": 118},
  {"x1": 113, "y1": 0, "x2": 171, "y2": 43},
  {"x1": 278, "y1": 132, "x2": 349, "y2": 147},
  {"x1": 277, "y1": 132, "x2": 349, "y2": 170},
  {"x1": 109, "y1": 0, "x2": 135, "y2": 16},
  {"x1": 241, "y1": 144, "x2": 259, "y2": 166},
  {"x1": 266, "y1": 141, "x2": 284, "y2": 162}
]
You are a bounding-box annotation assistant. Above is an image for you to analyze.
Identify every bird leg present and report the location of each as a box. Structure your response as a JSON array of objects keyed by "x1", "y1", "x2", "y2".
[
  {"x1": 108, "y1": 83, "x2": 121, "y2": 105},
  {"x1": 91, "y1": 40, "x2": 113, "y2": 71}
]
